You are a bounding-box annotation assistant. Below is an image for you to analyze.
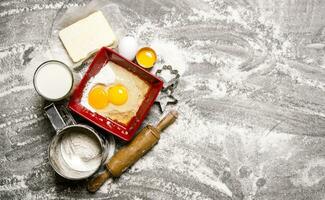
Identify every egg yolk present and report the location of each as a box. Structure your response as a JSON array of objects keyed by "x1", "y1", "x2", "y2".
[
  {"x1": 136, "y1": 47, "x2": 157, "y2": 68},
  {"x1": 88, "y1": 85, "x2": 109, "y2": 109},
  {"x1": 107, "y1": 84, "x2": 128, "y2": 105}
]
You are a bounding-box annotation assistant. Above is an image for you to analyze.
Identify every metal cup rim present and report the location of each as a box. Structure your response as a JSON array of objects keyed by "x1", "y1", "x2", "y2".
[
  {"x1": 48, "y1": 124, "x2": 108, "y2": 180},
  {"x1": 33, "y1": 60, "x2": 74, "y2": 101}
]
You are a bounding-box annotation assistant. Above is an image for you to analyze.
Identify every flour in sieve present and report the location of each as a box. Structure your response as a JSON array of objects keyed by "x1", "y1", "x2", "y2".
[{"x1": 60, "y1": 132, "x2": 102, "y2": 172}]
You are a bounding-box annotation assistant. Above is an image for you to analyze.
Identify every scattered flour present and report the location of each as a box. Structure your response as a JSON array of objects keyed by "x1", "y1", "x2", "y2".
[
  {"x1": 3, "y1": 0, "x2": 321, "y2": 198},
  {"x1": 291, "y1": 158, "x2": 325, "y2": 187},
  {"x1": 150, "y1": 39, "x2": 188, "y2": 75},
  {"x1": 0, "y1": 175, "x2": 27, "y2": 191},
  {"x1": 0, "y1": 2, "x2": 84, "y2": 17},
  {"x1": 22, "y1": 48, "x2": 54, "y2": 82},
  {"x1": 0, "y1": 44, "x2": 34, "y2": 59},
  {"x1": 0, "y1": 84, "x2": 34, "y2": 98},
  {"x1": 271, "y1": 62, "x2": 325, "y2": 91}
]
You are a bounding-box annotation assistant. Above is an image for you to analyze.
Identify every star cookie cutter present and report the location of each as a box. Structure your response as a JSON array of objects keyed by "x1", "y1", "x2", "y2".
[
  {"x1": 155, "y1": 88, "x2": 178, "y2": 112},
  {"x1": 155, "y1": 65, "x2": 180, "y2": 93},
  {"x1": 155, "y1": 65, "x2": 180, "y2": 112}
]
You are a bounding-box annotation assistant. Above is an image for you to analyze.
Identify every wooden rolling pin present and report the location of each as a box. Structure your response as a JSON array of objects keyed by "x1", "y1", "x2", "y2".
[{"x1": 87, "y1": 110, "x2": 178, "y2": 192}]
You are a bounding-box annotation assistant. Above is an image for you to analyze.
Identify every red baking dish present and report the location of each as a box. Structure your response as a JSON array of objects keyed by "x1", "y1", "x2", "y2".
[{"x1": 68, "y1": 47, "x2": 163, "y2": 141}]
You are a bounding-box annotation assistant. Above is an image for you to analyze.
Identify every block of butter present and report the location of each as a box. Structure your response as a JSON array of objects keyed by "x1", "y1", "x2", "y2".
[{"x1": 59, "y1": 11, "x2": 116, "y2": 62}]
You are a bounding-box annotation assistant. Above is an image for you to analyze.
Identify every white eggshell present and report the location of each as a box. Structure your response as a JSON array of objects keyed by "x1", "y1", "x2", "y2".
[{"x1": 118, "y1": 36, "x2": 138, "y2": 60}]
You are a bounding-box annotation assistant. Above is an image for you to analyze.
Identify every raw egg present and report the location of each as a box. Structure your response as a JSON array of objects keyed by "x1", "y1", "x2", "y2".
[
  {"x1": 88, "y1": 85, "x2": 109, "y2": 109},
  {"x1": 118, "y1": 36, "x2": 138, "y2": 60},
  {"x1": 82, "y1": 62, "x2": 150, "y2": 125},
  {"x1": 136, "y1": 47, "x2": 157, "y2": 69},
  {"x1": 107, "y1": 84, "x2": 128, "y2": 105}
]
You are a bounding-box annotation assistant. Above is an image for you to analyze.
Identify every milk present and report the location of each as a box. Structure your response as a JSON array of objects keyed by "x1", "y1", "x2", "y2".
[{"x1": 34, "y1": 61, "x2": 73, "y2": 100}]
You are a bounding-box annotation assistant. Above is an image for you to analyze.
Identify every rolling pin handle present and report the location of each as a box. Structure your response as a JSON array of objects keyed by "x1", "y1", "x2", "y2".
[
  {"x1": 155, "y1": 110, "x2": 178, "y2": 132},
  {"x1": 87, "y1": 170, "x2": 111, "y2": 193},
  {"x1": 87, "y1": 110, "x2": 179, "y2": 193}
]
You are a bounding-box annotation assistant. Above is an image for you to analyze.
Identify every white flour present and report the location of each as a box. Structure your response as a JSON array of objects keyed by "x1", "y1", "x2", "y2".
[
  {"x1": 150, "y1": 39, "x2": 188, "y2": 75},
  {"x1": 60, "y1": 132, "x2": 102, "y2": 172},
  {"x1": 80, "y1": 62, "x2": 116, "y2": 113}
]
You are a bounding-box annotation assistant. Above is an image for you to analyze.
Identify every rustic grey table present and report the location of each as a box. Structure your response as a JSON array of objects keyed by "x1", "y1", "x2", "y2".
[{"x1": 1, "y1": 0, "x2": 325, "y2": 199}]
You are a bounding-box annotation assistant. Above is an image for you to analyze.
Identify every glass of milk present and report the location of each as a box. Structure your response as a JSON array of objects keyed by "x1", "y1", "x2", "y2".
[{"x1": 33, "y1": 60, "x2": 77, "y2": 101}]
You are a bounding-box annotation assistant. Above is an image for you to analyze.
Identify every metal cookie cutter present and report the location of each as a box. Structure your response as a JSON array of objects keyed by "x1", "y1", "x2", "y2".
[
  {"x1": 155, "y1": 89, "x2": 178, "y2": 112},
  {"x1": 156, "y1": 65, "x2": 180, "y2": 93},
  {"x1": 155, "y1": 65, "x2": 180, "y2": 112}
]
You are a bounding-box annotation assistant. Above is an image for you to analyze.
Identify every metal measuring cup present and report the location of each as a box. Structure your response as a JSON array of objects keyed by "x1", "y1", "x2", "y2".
[{"x1": 45, "y1": 103, "x2": 115, "y2": 180}]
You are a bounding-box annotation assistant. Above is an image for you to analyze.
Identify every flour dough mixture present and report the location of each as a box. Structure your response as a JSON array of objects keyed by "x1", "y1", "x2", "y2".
[{"x1": 81, "y1": 61, "x2": 150, "y2": 124}]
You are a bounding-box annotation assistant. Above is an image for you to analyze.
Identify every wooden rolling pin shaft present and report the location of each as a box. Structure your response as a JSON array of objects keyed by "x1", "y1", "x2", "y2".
[{"x1": 88, "y1": 110, "x2": 178, "y2": 192}]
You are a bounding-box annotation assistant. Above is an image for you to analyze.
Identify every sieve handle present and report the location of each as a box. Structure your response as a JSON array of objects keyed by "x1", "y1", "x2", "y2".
[
  {"x1": 44, "y1": 103, "x2": 66, "y2": 132},
  {"x1": 60, "y1": 105, "x2": 77, "y2": 125}
]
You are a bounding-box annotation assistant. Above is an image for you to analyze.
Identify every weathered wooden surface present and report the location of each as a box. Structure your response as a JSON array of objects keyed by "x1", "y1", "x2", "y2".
[{"x1": 0, "y1": 0, "x2": 325, "y2": 199}]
